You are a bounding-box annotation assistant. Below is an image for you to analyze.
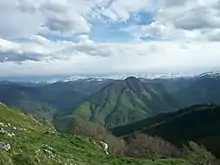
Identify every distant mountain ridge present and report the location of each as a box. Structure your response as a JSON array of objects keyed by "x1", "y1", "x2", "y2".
[
  {"x1": 2, "y1": 72, "x2": 220, "y2": 132},
  {"x1": 54, "y1": 77, "x2": 180, "y2": 131},
  {"x1": 0, "y1": 79, "x2": 111, "y2": 120},
  {"x1": 174, "y1": 74, "x2": 220, "y2": 106},
  {"x1": 2, "y1": 73, "x2": 220, "y2": 164},
  {"x1": 1, "y1": 71, "x2": 220, "y2": 84}
]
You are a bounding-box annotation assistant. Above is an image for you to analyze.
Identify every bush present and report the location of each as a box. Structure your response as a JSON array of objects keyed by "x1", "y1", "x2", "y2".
[
  {"x1": 103, "y1": 134, "x2": 127, "y2": 156},
  {"x1": 182, "y1": 142, "x2": 219, "y2": 165},
  {"x1": 125, "y1": 133, "x2": 181, "y2": 159},
  {"x1": 69, "y1": 118, "x2": 106, "y2": 139}
]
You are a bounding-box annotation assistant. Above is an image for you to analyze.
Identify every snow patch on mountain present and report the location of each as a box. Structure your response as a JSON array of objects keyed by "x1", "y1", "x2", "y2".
[{"x1": 1, "y1": 71, "x2": 220, "y2": 84}]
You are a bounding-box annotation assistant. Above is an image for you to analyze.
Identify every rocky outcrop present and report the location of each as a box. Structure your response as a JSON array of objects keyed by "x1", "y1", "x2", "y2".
[
  {"x1": 0, "y1": 142, "x2": 11, "y2": 151},
  {"x1": 100, "y1": 141, "x2": 109, "y2": 155},
  {"x1": 43, "y1": 145, "x2": 56, "y2": 158},
  {"x1": 7, "y1": 132, "x2": 15, "y2": 137},
  {"x1": 0, "y1": 102, "x2": 6, "y2": 107},
  {"x1": 0, "y1": 127, "x2": 6, "y2": 134},
  {"x1": 0, "y1": 124, "x2": 16, "y2": 137},
  {"x1": 0, "y1": 122, "x2": 5, "y2": 127}
]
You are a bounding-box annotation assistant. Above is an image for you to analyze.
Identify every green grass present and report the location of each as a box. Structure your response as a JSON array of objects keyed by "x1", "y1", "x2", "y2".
[{"x1": 0, "y1": 104, "x2": 192, "y2": 165}]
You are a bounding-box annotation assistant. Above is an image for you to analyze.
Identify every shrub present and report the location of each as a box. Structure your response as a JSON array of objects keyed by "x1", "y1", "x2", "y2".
[
  {"x1": 182, "y1": 142, "x2": 219, "y2": 165},
  {"x1": 103, "y1": 134, "x2": 127, "y2": 156},
  {"x1": 125, "y1": 133, "x2": 181, "y2": 159}
]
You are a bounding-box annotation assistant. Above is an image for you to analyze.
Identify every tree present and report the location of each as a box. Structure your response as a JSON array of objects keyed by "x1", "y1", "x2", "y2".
[
  {"x1": 182, "y1": 142, "x2": 219, "y2": 165},
  {"x1": 125, "y1": 133, "x2": 181, "y2": 159}
]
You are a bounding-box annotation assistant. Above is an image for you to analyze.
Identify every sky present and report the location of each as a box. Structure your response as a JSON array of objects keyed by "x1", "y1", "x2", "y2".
[{"x1": 1, "y1": 0, "x2": 220, "y2": 78}]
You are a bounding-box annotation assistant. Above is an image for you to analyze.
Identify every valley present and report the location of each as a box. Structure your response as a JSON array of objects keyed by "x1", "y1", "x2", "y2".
[
  {"x1": 1, "y1": 72, "x2": 220, "y2": 165},
  {"x1": 1, "y1": 1, "x2": 220, "y2": 164}
]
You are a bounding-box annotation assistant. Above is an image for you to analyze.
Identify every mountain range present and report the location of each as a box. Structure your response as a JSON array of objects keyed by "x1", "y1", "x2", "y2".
[
  {"x1": 54, "y1": 77, "x2": 179, "y2": 130},
  {"x1": 1, "y1": 72, "x2": 220, "y2": 129},
  {"x1": 0, "y1": 79, "x2": 111, "y2": 120},
  {"x1": 1, "y1": 72, "x2": 220, "y2": 164}
]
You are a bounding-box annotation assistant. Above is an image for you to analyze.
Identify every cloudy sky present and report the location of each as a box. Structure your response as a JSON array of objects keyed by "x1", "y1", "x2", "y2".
[{"x1": 1, "y1": 0, "x2": 220, "y2": 78}]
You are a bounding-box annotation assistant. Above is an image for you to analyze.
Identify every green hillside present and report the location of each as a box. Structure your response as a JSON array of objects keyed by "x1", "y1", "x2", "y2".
[
  {"x1": 0, "y1": 103, "x2": 192, "y2": 165},
  {"x1": 109, "y1": 109, "x2": 181, "y2": 137},
  {"x1": 175, "y1": 76, "x2": 220, "y2": 106},
  {"x1": 0, "y1": 80, "x2": 110, "y2": 121},
  {"x1": 58, "y1": 77, "x2": 179, "y2": 130}
]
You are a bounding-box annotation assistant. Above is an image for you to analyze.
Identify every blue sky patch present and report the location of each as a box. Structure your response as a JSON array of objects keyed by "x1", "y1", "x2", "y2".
[{"x1": 90, "y1": 11, "x2": 155, "y2": 42}]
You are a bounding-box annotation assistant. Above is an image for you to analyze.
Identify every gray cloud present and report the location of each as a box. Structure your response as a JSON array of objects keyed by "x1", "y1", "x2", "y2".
[
  {"x1": 163, "y1": 0, "x2": 188, "y2": 7},
  {"x1": 1, "y1": 0, "x2": 220, "y2": 77},
  {"x1": 1, "y1": 39, "x2": 220, "y2": 77},
  {"x1": 0, "y1": 37, "x2": 52, "y2": 62},
  {"x1": 0, "y1": 52, "x2": 44, "y2": 62},
  {"x1": 0, "y1": 0, "x2": 96, "y2": 39},
  {"x1": 45, "y1": 17, "x2": 77, "y2": 33},
  {"x1": 2, "y1": 0, "x2": 220, "y2": 41},
  {"x1": 172, "y1": 8, "x2": 220, "y2": 30},
  {"x1": 105, "y1": 0, "x2": 220, "y2": 41},
  {"x1": 0, "y1": 35, "x2": 111, "y2": 63},
  {"x1": 0, "y1": 3, "x2": 44, "y2": 39},
  {"x1": 44, "y1": 14, "x2": 91, "y2": 35}
]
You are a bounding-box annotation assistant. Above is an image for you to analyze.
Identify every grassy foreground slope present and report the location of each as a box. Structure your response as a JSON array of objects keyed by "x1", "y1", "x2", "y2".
[{"x1": 0, "y1": 103, "x2": 191, "y2": 165}]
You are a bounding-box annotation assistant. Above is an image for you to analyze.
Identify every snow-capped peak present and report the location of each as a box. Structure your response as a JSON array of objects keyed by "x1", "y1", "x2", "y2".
[{"x1": 197, "y1": 71, "x2": 220, "y2": 78}]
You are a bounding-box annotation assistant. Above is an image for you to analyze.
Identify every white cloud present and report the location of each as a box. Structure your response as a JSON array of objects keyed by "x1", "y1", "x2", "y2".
[
  {"x1": 1, "y1": 0, "x2": 220, "y2": 41},
  {"x1": 0, "y1": 1, "x2": 44, "y2": 39},
  {"x1": 1, "y1": 0, "x2": 220, "y2": 77},
  {"x1": 100, "y1": 0, "x2": 156, "y2": 21},
  {"x1": 0, "y1": 37, "x2": 53, "y2": 62},
  {"x1": 150, "y1": 0, "x2": 220, "y2": 41},
  {"x1": 1, "y1": 35, "x2": 220, "y2": 76},
  {"x1": 0, "y1": 0, "x2": 104, "y2": 39},
  {"x1": 102, "y1": 0, "x2": 220, "y2": 41}
]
